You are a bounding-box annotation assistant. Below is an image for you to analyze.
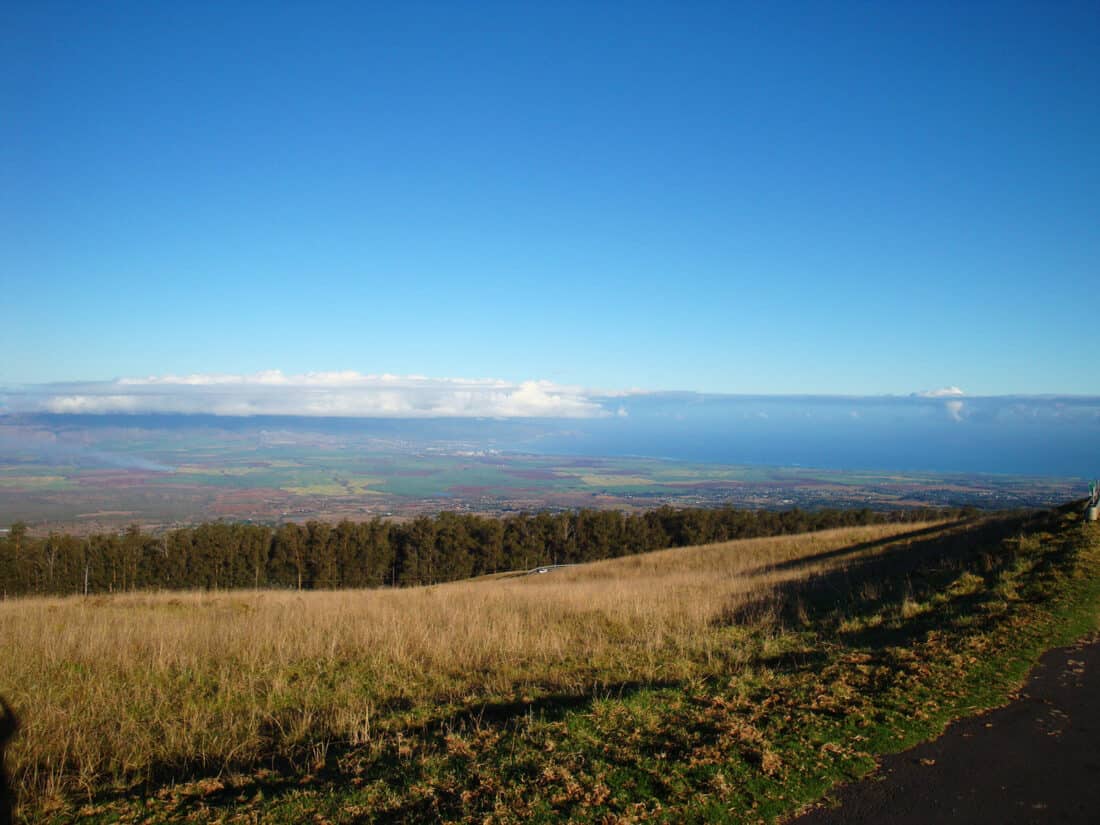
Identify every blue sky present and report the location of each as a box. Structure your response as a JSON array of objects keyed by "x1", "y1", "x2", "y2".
[{"x1": 2, "y1": 1, "x2": 1097, "y2": 395}]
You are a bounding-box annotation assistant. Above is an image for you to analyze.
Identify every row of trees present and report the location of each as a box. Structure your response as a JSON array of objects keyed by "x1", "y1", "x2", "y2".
[{"x1": 0, "y1": 505, "x2": 972, "y2": 597}]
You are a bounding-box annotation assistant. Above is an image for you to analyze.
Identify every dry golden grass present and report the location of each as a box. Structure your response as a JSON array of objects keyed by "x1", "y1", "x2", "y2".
[{"x1": 0, "y1": 521, "x2": 949, "y2": 809}]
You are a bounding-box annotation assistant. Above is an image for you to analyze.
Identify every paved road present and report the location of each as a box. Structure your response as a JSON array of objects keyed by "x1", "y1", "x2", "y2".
[{"x1": 793, "y1": 635, "x2": 1100, "y2": 825}]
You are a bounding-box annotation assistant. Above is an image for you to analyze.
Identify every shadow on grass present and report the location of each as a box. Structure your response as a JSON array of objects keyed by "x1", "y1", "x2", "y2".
[
  {"x1": 753, "y1": 520, "x2": 977, "y2": 577},
  {"x1": 1, "y1": 698, "x2": 17, "y2": 825},
  {"x1": 83, "y1": 677, "x2": 684, "y2": 820},
  {"x1": 730, "y1": 507, "x2": 1081, "y2": 661}
]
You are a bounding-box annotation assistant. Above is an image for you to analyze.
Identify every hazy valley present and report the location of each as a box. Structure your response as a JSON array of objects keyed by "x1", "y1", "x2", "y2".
[{"x1": 0, "y1": 410, "x2": 1088, "y2": 533}]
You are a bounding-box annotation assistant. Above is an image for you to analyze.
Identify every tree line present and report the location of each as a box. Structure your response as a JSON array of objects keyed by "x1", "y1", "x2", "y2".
[{"x1": 0, "y1": 505, "x2": 973, "y2": 597}]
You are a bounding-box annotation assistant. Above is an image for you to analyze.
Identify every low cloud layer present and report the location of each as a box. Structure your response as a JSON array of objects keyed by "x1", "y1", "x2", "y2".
[
  {"x1": 2, "y1": 373, "x2": 1098, "y2": 428},
  {"x1": 914, "y1": 386, "x2": 965, "y2": 398},
  {"x1": 1, "y1": 371, "x2": 610, "y2": 419}
]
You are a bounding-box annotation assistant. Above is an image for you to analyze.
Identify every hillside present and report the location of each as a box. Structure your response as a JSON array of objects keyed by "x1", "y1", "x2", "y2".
[{"x1": 2, "y1": 507, "x2": 1098, "y2": 822}]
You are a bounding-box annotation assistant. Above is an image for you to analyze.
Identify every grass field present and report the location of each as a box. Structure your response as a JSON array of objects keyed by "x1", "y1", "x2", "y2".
[{"x1": 2, "y1": 507, "x2": 1098, "y2": 822}]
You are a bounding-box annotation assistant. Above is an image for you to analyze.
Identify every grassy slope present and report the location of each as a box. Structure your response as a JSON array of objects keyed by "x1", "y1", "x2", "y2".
[{"x1": 13, "y1": 508, "x2": 1100, "y2": 823}]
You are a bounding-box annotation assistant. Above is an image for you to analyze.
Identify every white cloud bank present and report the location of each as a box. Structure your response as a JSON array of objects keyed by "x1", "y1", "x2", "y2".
[
  {"x1": 4, "y1": 371, "x2": 611, "y2": 419},
  {"x1": 915, "y1": 386, "x2": 965, "y2": 398}
]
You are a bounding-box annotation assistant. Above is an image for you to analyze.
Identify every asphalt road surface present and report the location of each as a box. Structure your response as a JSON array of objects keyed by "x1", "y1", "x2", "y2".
[{"x1": 793, "y1": 635, "x2": 1100, "y2": 825}]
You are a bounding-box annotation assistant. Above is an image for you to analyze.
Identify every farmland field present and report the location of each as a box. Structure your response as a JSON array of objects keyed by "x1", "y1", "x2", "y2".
[
  {"x1": 0, "y1": 415, "x2": 1081, "y2": 533},
  {"x1": 3, "y1": 506, "x2": 1098, "y2": 822}
]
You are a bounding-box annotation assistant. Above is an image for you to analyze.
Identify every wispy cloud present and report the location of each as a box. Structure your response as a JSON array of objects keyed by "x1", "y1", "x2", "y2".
[{"x1": 1, "y1": 371, "x2": 611, "y2": 419}]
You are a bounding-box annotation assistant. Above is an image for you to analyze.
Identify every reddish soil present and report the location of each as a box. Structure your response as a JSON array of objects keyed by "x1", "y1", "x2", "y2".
[
  {"x1": 446, "y1": 485, "x2": 498, "y2": 496},
  {"x1": 663, "y1": 481, "x2": 744, "y2": 489}
]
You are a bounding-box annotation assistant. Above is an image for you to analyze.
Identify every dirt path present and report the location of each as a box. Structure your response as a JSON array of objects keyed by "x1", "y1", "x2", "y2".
[{"x1": 793, "y1": 635, "x2": 1100, "y2": 824}]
